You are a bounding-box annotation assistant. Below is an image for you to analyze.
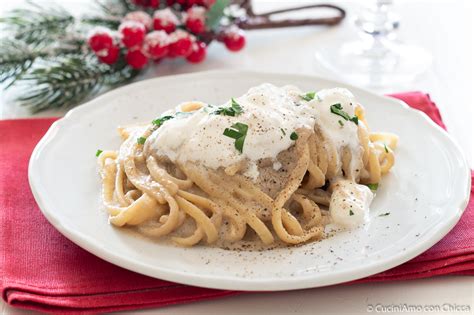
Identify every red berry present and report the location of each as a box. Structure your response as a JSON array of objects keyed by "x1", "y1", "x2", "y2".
[
  {"x1": 88, "y1": 28, "x2": 114, "y2": 52},
  {"x1": 169, "y1": 30, "x2": 194, "y2": 57},
  {"x1": 148, "y1": 0, "x2": 160, "y2": 8},
  {"x1": 223, "y1": 27, "x2": 246, "y2": 52},
  {"x1": 186, "y1": 41, "x2": 206, "y2": 63},
  {"x1": 186, "y1": 0, "x2": 201, "y2": 6},
  {"x1": 185, "y1": 18, "x2": 205, "y2": 34},
  {"x1": 123, "y1": 11, "x2": 152, "y2": 30},
  {"x1": 153, "y1": 9, "x2": 179, "y2": 34},
  {"x1": 119, "y1": 21, "x2": 146, "y2": 48},
  {"x1": 143, "y1": 31, "x2": 170, "y2": 59},
  {"x1": 170, "y1": 38, "x2": 193, "y2": 57},
  {"x1": 98, "y1": 45, "x2": 120, "y2": 64},
  {"x1": 132, "y1": 0, "x2": 159, "y2": 7},
  {"x1": 184, "y1": 7, "x2": 206, "y2": 34},
  {"x1": 125, "y1": 49, "x2": 148, "y2": 69}
]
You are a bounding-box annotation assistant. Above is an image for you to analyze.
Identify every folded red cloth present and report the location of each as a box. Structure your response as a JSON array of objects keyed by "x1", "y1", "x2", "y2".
[{"x1": 0, "y1": 92, "x2": 472, "y2": 314}]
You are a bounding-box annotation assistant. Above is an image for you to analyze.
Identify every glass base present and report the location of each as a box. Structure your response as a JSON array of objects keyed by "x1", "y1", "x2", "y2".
[{"x1": 315, "y1": 38, "x2": 432, "y2": 88}]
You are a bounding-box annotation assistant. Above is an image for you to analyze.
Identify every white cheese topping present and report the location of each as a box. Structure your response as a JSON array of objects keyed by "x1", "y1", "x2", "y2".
[
  {"x1": 147, "y1": 83, "x2": 361, "y2": 178},
  {"x1": 329, "y1": 180, "x2": 374, "y2": 227}
]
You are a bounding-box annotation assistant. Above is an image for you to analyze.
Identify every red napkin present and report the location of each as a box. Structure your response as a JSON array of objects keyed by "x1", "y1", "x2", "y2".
[{"x1": 1, "y1": 92, "x2": 472, "y2": 314}]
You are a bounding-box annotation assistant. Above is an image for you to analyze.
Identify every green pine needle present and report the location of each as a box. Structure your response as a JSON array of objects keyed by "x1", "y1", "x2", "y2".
[
  {"x1": 16, "y1": 55, "x2": 140, "y2": 112},
  {"x1": 0, "y1": 2, "x2": 74, "y2": 45},
  {"x1": 0, "y1": 40, "x2": 40, "y2": 87}
]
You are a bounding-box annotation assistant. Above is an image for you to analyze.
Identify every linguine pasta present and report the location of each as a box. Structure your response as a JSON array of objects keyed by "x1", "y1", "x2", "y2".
[{"x1": 97, "y1": 84, "x2": 397, "y2": 247}]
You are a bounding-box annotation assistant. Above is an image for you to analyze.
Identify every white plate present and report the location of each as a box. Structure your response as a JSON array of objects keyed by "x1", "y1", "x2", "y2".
[{"x1": 29, "y1": 70, "x2": 471, "y2": 291}]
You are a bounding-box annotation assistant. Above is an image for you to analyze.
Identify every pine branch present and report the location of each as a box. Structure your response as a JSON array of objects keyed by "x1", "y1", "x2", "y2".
[
  {"x1": 16, "y1": 54, "x2": 140, "y2": 112},
  {"x1": 0, "y1": 2, "x2": 74, "y2": 46},
  {"x1": 0, "y1": 40, "x2": 41, "y2": 87},
  {"x1": 81, "y1": 16, "x2": 122, "y2": 29},
  {"x1": 81, "y1": 0, "x2": 138, "y2": 29}
]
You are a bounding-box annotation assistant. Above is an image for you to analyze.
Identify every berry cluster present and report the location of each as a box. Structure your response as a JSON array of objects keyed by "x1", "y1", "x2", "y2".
[{"x1": 87, "y1": 1, "x2": 246, "y2": 69}]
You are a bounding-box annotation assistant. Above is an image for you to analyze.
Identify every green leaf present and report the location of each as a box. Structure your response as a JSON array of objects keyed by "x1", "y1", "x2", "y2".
[
  {"x1": 206, "y1": 0, "x2": 230, "y2": 31},
  {"x1": 378, "y1": 212, "x2": 390, "y2": 217},
  {"x1": 95, "y1": 149, "x2": 103, "y2": 157},
  {"x1": 280, "y1": 128, "x2": 286, "y2": 136},
  {"x1": 349, "y1": 210, "x2": 354, "y2": 216},
  {"x1": 214, "y1": 98, "x2": 244, "y2": 117},
  {"x1": 384, "y1": 144, "x2": 389, "y2": 153},
  {"x1": 290, "y1": 131, "x2": 298, "y2": 140},
  {"x1": 330, "y1": 103, "x2": 359, "y2": 125},
  {"x1": 137, "y1": 137, "x2": 146, "y2": 145},
  {"x1": 231, "y1": 122, "x2": 248, "y2": 135},
  {"x1": 234, "y1": 136, "x2": 245, "y2": 153},
  {"x1": 231, "y1": 98, "x2": 243, "y2": 115},
  {"x1": 300, "y1": 92, "x2": 316, "y2": 102},
  {"x1": 365, "y1": 183, "x2": 378, "y2": 191},
  {"x1": 223, "y1": 122, "x2": 248, "y2": 153},
  {"x1": 223, "y1": 128, "x2": 242, "y2": 139},
  {"x1": 152, "y1": 115, "x2": 174, "y2": 127}
]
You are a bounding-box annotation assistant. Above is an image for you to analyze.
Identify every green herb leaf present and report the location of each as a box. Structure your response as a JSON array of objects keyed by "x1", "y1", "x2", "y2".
[
  {"x1": 280, "y1": 128, "x2": 286, "y2": 136},
  {"x1": 223, "y1": 122, "x2": 248, "y2": 153},
  {"x1": 95, "y1": 149, "x2": 103, "y2": 157},
  {"x1": 378, "y1": 212, "x2": 390, "y2": 217},
  {"x1": 384, "y1": 144, "x2": 389, "y2": 153},
  {"x1": 231, "y1": 122, "x2": 248, "y2": 135},
  {"x1": 205, "y1": 0, "x2": 230, "y2": 31},
  {"x1": 349, "y1": 210, "x2": 354, "y2": 216},
  {"x1": 366, "y1": 183, "x2": 379, "y2": 191},
  {"x1": 137, "y1": 137, "x2": 146, "y2": 145},
  {"x1": 223, "y1": 128, "x2": 242, "y2": 139},
  {"x1": 214, "y1": 98, "x2": 244, "y2": 117},
  {"x1": 152, "y1": 115, "x2": 174, "y2": 127},
  {"x1": 231, "y1": 98, "x2": 243, "y2": 114},
  {"x1": 290, "y1": 131, "x2": 298, "y2": 140},
  {"x1": 234, "y1": 136, "x2": 246, "y2": 153},
  {"x1": 330, "y1": 103, "x2": 359, "y2": 125},
  {"x1": 300, "y1": 92, "x2": 316, "y2": 102},
  {"x1": 338, "y1": 120, "x2": 344, "y2": 127}
]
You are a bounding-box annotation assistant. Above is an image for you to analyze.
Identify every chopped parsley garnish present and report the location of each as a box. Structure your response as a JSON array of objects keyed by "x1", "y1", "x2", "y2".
[
  {"x1": 152, "y1": 115, "x2": 174, "y2": 127},
  {"x1": 384, "y1": 144, "x2": 389, "y2": 153},
  {"x1": 223, "y1": 122, "x2": 248, "y2": 153},
  {"x1": 349, "y1": 210, "x2": 354, "y2": 216},
  {"x1": 137, "y1": 137, "x2": 146, "y2": 145},
  {"x1": 338, "y1": 120, "x2": 344, "y2": 127},
  {"x1": 330, "y1": 103, "x2": 359, "y2": 125},
  {"x1": 95, "y1": 149, "x2": 103, "y2": 157},
  {"x1": 214, "y1": 98, "x2": 243, "y2": 116},
  {"x1": 290, "y1": 131, "x2": 298, "y2": 140},
  {"x1": 300, "y1": 92, "x2": 316, "y2": 102},
  {"x1": 366, "y1": 183, "x2": 379, "y2": 191},
  {"x1": 378, "y1": 212, "x2": 390, "y2": 217},
  {"x1": 280, "y1": 128, "x2": 286, "y2": 136}
]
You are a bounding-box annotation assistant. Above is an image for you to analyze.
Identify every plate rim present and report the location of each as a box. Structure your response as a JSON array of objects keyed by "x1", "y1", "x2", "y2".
[{"x1": 28, "y1": 70, "x2": 472, "y2": 291}]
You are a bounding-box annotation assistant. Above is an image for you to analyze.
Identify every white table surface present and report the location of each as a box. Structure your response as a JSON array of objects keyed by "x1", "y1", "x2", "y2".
[{"x1": 1, "y1": 0, "x2": 473, "y2": 314}]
